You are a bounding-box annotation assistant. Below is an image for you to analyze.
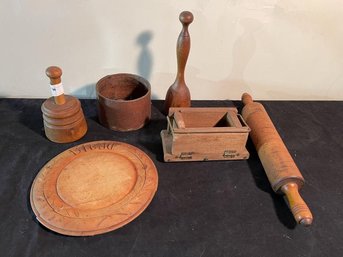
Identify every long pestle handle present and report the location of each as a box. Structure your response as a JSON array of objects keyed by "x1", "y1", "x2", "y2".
[
  {"x1": 241, "y1": 93, "x2": 313, "y2": 226},
  {"x1": 176, "y1": 11, "x2": 193, "y2": 84},
  {"x1": 46, "y1": 66, "x2": 66, "y2": 105}
]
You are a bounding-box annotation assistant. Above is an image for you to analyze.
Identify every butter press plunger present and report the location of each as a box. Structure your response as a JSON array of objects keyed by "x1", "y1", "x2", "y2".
[{"x1": 41, "y1": 66, "x2": 87, "y2": 143}]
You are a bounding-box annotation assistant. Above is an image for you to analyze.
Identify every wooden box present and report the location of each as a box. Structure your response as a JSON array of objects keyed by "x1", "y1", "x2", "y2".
[{"x1": 160, "y1": 107, "x2": 250, "y2": 162}]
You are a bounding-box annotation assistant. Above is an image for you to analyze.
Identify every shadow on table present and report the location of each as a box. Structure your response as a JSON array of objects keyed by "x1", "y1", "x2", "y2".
[
  {"x1": 245, "y1": 139, "x2": 297, "y2": 229},
  {"x1": 72, "y1": 83, "x2": 97, "y2": 99}
]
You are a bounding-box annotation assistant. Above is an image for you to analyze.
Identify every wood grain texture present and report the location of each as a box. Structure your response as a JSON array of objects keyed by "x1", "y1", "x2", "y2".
[
  {"x1": 161, "y1": 107, "x2": 250, "y2": 162},
  {"x1": 164, "y1": 11, "x2": 193, "y2": 114},
  {"x1": 241, "y1": 93, "x2": 313, "y2": 226},
  {"x1": 30, "y1": 141, "x2": 158, "y2": 236}
]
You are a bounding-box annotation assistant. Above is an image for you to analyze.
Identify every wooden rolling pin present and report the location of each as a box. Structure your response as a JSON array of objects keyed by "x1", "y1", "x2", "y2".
[{"x1": 241, "y1": 93, "x2": 313, "y2": 226}]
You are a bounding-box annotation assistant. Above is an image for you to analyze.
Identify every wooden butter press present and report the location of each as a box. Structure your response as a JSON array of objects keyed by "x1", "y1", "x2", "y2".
[{"x1": 161, "y1": 107, "x2": 250, "y2": 162}]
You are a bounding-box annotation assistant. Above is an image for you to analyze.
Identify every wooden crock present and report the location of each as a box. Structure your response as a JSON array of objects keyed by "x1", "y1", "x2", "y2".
[{"x1": 96, "y1": 73, "x2": 151, "y2": 131}]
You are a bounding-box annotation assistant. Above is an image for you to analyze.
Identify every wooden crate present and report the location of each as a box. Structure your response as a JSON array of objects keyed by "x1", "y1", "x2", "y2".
[{"x1": 161, "y1": 107, "x2": 250, "y2": 162}]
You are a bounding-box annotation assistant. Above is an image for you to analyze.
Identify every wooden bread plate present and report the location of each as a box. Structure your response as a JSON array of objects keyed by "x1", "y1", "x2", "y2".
[{"x1": 30, "y1": 141, "x2": 158, "y2": 236}]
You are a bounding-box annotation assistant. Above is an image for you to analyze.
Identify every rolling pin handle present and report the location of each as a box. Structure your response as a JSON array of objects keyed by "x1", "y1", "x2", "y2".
[
  {"x1": 281, "y1": 182, "x2": 313, "y2": 226},
  {"x1": 242, "y1": 93, "x2": 253, "y2": 105},
  {"x1": 46, "y1": 66, "x2": 66, "y2": 105}
]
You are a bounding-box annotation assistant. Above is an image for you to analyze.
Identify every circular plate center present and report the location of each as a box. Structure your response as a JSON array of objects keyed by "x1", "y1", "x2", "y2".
[{"x1": 56, "y1": 152, "x2": 137, "y2": 210}]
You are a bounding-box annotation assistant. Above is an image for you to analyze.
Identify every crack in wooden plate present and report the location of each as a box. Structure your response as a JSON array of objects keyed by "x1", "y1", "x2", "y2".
[{"x1": 30, "y1": 141, "x2": 158, "y2": 236}]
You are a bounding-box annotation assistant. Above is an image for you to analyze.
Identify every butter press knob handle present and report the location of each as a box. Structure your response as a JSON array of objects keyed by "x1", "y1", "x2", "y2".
[{"x1": 46, "y1": 66, "x2": 66, "y2": 105}]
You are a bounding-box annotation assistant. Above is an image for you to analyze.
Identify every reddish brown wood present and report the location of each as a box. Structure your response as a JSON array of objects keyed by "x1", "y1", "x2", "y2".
[
  {"x1": 41, "y1": 66, "x2": 87, "y2": 143},
  {"x1": 30, "y1": 141, "x2": 158, "y2": 236},
  {"x1": 164, "y1": 11, "x2": 193, "y2": 114},
  {"x1": 96, "y1": 73, "x2": 151, "y2": 131},
  {"x1": 241, "y1": 93, "x2": 313, "y2": 226}
]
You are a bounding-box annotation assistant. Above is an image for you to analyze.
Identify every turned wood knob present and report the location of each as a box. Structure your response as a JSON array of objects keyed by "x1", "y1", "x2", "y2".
[
  {"x1": 164, "y1": 11, "x2": 193, "y2": 114},
  {"x1": 179, "y1": 11, "x2": 194, "y2": 25},
  {"x1": 46, "y1": 66, "x2": 65, "y2": 105}
]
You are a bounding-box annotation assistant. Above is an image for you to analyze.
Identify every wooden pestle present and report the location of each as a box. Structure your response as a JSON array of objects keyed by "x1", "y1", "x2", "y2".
[
  {"x1": 164, "y1": 11, "x2": 193, "y2": 114},
  {"x1": 241, "y1": 93, "x2": 313, "y2": 226}
]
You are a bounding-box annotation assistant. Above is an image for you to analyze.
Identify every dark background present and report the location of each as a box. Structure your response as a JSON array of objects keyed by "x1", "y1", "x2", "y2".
[{"x1": 0, "y1": 99, "x2": 342, "y2": 257}]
